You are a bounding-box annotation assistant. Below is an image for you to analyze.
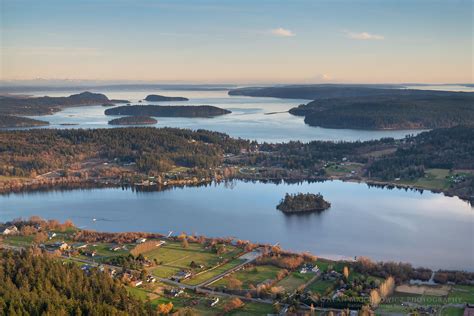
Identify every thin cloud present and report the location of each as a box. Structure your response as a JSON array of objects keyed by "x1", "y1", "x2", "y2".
[
  {"x1": 345, "y1": 31, "x2": 384, "y2": 40},
  {"x1": 271, "y1": 27, "x2": 295, "y2": 37}
]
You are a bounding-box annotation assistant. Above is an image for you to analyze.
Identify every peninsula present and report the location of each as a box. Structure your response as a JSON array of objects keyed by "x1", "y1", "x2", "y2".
[
  {"x1": 104, "y1": 105, "x2": 231, "y2": 118},
  {"x1": 144, "y1": 94, "x2": 189, "y2": 102},
  {"x1": 228, "y1": 85, "x2": 474, "y2": 130},
  {"x1": 276, "y1": 193, "x2": 331, "y2": 213}
]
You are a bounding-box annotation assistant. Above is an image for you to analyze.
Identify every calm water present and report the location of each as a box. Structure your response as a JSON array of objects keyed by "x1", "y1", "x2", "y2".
[
  {"x1": 1, "y1": 180, "x2": 472, "y2": 270},
  {"x1": 22, "y1": 89, "x2": 425, "y2": 143}
]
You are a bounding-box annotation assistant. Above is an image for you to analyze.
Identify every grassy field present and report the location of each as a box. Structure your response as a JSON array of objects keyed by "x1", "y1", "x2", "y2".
[
  {"x1": 3, "y1": 235, "x2": 34, "y2": 247},
  {"x1": 376, "y1": 286, "x2": 474, "y2": 315},
  {"x1": 448, "y1": 285, "x2": 474, "y2": 304},
  {"x1": 213, "y1": 265, "x2": 282, "y2": 289},
  {"x1": 129, "y1": 287, "x2": 274, "y2": 315},
  {"x1": 306, "y1": 279, "x2": 335, "y2": 295},
  {"x1": 144, "y1": 240, "x2": 243, "y2": 280},
  {"x1": 324, "y1": 163, "x2": 362, "y2": 176},
  {"x1": 399, "y1": 168, "x2": 451, "y2": 190},
  {"x1": 277, "y1": 271, "x2": 315, "y2": 292},
  {"x1": 184, "y1": 258, "x2": 245, "y2": 286}
]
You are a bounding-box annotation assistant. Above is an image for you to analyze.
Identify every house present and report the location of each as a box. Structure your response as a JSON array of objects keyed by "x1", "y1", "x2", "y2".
[
  {"x1": 210, "y1": 297, "x2": 219, "y2": 307},
  {"x1": 146, "y1": 275, "x2": 156, "y2": 283},
  {"x1": 110, "y1": 245, "x2": 123, "y2": 252},
  {"x1": 59, "y1": 242, "x2": 70, "y2": 251},
  {"x1": 170, "y1": 271, "x2": 192, "y2": 282},
  {"x1": 169, "y1": 288, "x2": 184, "y2": 297},
  {"x1": 136, "y1": 238, "x2": 147, "y2": 244},
  {"x1": 1, "y1": 225, "x2": 18, "y2": 235},
  {"x1": 84, "y1": 250, "x2": 97, "y2": 257},
  {"x1": 48, "y1": 232, "x2": 57, "y2": 240},
  {"x1": 131, "y1": 280, "x2": 143, "y2": 287}
]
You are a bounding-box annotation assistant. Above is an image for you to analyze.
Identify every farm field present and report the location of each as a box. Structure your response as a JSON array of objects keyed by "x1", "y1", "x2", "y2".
[{"x1": 213, "y1": 264, "x2": 282, "y2": 289}]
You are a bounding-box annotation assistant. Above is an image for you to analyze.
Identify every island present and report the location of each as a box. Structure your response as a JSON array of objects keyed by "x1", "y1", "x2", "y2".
[
  {"x1": 0, "y1": 92, "x2": 129, "y2": 116},
  {"x1": 105, "y1": 105, "x2": 231, "y2": 118},
  {"x1": 276, "y1": 193, "x2": 331, "y2": 213},
  {"x1": 144, "y1": 94, "x2": 189, "y2": 102},
  {"x1": 0, "y1": 114, "x2": 49, "y2": 128},
  {"x1": 108, "y1": 116, "x2": 157, "y2": 125}
]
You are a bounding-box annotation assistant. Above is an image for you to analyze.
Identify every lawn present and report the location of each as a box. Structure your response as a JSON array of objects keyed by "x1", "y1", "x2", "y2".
[
  {"x1": 448, "y1": 285, "x2": 474, "y2": 304},
  {"x1": 441, "y1": 307, "x2": 464, "y2": 316},
  {"x1": 184, "y1": 258, "x2": 245, "y2": 286},
  {"x1": 307, "y1": 279, "x2": 335, "y2": 295},
  {"x1": 399, "y1": 168, "x2": 451, "y2": 190},
  {"x1": 145, "y1": 240, "x2": 243, "y2": 280},
  {"x1": 214, "y1": 265, "x2": 282, "y2": 289},
  {"x1": 229, "y1": 302, "x2": 274, "y2": 315},
  {"x1": 3, "y1": 235, "x2": 34, "y2": 247},
  {"x1": 277, "y1": 272, "x2": 315, "y2": 292}
]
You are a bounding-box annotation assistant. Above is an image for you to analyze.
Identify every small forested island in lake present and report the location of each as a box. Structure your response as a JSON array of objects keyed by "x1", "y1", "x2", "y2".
[
  {"x1": 144, "y1": 94, "x2": 189, "y2": 102},
  {"x1": 0, "y1": 114, "x2": 49, "y2": 128},
  {"x1": 105, "y1": 105, "x2": 231, "y2": 118},
  {"x1": 108, "y1": 116, "x2": 157, "y2": 125},
  {"x1": 276, "y1": 193, "x2": 331, "y2": 213}
]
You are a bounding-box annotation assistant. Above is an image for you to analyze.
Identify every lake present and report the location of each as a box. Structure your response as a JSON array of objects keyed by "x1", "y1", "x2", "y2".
[
  {"x1": 1, "y1": 180, "x2": 472, "y2": 271},
  {"x1": 23, "y1": 89, "x2": 425, "y2": 143}
]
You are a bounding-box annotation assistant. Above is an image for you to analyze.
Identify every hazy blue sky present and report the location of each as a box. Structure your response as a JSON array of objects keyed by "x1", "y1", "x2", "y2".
[{"x1": 1, "y1": 0, "x2": 472, "y2": 83}]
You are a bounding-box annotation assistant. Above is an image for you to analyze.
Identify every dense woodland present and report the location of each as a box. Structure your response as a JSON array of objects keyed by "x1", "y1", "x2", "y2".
[
  {"x1": 289, "y1": 94, "x2": 474, "y2": 129},
  {"x1": 0, "y1": 128, "x2": 249, "y2": 176},
  {"x1": 367, "y1": 126, "x2": 474, "y2": 180},
  {"x1": 0, "y1": 249, "x2": 154, "y2": 315},
  {"x1": 105, "y1": 105, "x2": 231, "y2": 118},
  {"x1": 0, "y1": 92, "x2": 128, "y2": 116}
]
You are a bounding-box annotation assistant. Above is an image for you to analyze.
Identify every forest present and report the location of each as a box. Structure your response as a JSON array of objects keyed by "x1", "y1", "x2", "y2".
[
  {"x1": 289, "y1": 94, "x2": 474, "y2": 129},
  {"x1": 0, "y1": 249, "x2": 154, "y2": 315},
  {"x1": 366, "y1": 125, "x2": 474, "y2": 179},
  {"x1": 0, "y1": 127, "x2": 249, "y2": 176},
  {"x1": 105, "y1": 105, "x2": 231, "y2": 118}
]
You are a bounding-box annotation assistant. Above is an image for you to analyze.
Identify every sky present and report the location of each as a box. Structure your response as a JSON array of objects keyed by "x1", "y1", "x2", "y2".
[{"x1": 1, "y1": 0, "x2": 472, "y2": 83}]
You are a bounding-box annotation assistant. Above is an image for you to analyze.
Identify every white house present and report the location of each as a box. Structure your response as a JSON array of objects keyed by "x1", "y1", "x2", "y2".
[{"x1": 2, "y1": 225, "x2": 18, "y2": 235}]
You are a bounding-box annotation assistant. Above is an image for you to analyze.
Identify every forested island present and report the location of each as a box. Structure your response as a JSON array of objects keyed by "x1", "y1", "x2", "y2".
[
  {"x1": 144, "y1": 94, "x2": 189, "y2": 102},
  {"x1": 277, "y1": 193, "x2": 331, "y2": 213},
  {"x1": 0, "y1": 91, "x2": 129, "y2": 116},
  {"x1": 105, "y1": 105, "x2": 231, "y2": 118},
  {"x1": 0, "y1": 115, "x2": 49, "y2": 128},
  {"x1": 108, "y1": 116, "x2": 158, "y2": 125},
  {"x1": 229, "y1": 85, "x2": 474, "y2": 130}
]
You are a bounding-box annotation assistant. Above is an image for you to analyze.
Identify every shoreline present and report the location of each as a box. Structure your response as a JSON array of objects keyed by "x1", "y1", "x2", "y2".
[{"x1": 1, "y1": 173, "x2": 472, "y2": 205}]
